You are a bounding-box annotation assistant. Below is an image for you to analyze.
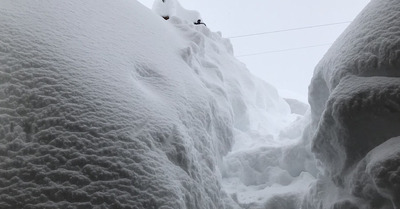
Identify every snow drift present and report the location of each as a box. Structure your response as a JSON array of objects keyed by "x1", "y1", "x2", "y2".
[
  {"x1": 0, "y1": 0, "x2": 299, "y2": 208},
  {"x1": 305, "y1": 0, "x2": 400, "y2": 208},
  {"x1": 5, "y1": 0, "x2": 399, "y2": 208}
]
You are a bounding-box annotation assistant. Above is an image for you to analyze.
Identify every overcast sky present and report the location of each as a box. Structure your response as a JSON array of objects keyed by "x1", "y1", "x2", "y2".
[{"x1": 137, "y1": 0, "x2": 370, "y2": 101}]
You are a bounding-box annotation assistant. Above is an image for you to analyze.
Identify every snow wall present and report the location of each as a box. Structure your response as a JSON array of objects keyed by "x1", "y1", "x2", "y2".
[
  {"x1": 305, "y1": 0, "x2": 400, "y2": 208},
  {"x1": 0, "y1": 0, "x2": 302, "y2": 208},
  {"x1": 5, "y1": 0, "x2": 399, "y2": 208}
]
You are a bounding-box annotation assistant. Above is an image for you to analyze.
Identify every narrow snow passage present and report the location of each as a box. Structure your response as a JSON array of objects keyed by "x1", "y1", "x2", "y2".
[
  {"x1": 158, "y1": 5, "x2": 319, "y2": 207},
  {"x1": 221, "y1": 109, "x2": 316, "y2": 208},
  {"x1": 170, "y1": 17, "x2": 318, "y2": 209},
  {"x1": 157, "y1": 4, "x2": 319, "y2": 207},
  {"x1": 7, "y1": 0, "x2": 400, "y2": 209}
]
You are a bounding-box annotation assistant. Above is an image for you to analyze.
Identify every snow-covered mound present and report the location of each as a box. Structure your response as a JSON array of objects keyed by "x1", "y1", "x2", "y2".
[
  {"x1": 0, "y1": 0, "x2": 299, "y2": 208},
  {"x1": 305, "y1": 0, "x2": 400, "y2": 208}
]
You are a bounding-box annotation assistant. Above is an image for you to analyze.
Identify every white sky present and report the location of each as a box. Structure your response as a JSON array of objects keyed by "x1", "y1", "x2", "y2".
[{"x1": 137, "y1": 0, "x2": 370, "y2": 101}]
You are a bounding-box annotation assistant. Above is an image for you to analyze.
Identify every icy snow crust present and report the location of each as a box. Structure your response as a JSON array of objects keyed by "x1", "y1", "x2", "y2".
[
  {"x1": 0, "y1": 0, "x2": 301, "y2": 208},
  {"x1": 306, "y1": 0, "x2": 400, "y2": 208}
]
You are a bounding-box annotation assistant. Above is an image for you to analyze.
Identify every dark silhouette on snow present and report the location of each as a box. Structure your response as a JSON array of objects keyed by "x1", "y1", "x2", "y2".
[{"x1": 194, "y1": 19, "x2": 206, "y2": 26}]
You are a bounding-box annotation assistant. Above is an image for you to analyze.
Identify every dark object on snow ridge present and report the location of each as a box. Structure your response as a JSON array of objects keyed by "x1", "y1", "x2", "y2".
[
  {"x1": 194, "y1": 19, "x2": 206, "y2": 26},
  {"x1": 162, "y1": 16, "x2": 169, "y2": 20}
]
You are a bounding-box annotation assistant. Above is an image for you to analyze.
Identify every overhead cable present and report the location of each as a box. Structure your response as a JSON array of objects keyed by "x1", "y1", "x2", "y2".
[
  {"x1": 227, "y1": 21, "x2": 351, "y2": 39},
  {"x1": 236, "y1": 43, "x2": 332, "y2": 57}
]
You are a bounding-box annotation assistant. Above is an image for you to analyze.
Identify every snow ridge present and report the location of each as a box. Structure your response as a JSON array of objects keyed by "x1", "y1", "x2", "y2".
[
  {"x1": 0, "y1": 1, "x2": 237, "y2": 208},
  {"x1": 305, "y1": 0, "x2": 400, "y2": 208}
]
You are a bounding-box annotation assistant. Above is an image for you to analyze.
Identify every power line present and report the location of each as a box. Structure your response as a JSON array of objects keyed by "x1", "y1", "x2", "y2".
[
  {"x1": 236, "y1": 43, "x2": 332, "y2": 57},
  {"x1": 227, "y1": 21, "x2": 351, "y2": 39}
]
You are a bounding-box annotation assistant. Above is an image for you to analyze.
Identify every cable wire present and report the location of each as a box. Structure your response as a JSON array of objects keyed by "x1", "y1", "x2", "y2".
[
  {"x1": 236, "y1": 43, "x2": 332, "y2": 57},
  {"x1": 227, "y1": 21, "x2": 351, "y2": 39}
]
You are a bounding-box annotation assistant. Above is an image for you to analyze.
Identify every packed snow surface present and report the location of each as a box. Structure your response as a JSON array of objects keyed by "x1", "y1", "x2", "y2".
[
  {"x1": 0, "y1": 0, "x2": 309, "y2": 208},
  {"x1": 305, "y1": 0, "x2": 400, "y2": 208}
]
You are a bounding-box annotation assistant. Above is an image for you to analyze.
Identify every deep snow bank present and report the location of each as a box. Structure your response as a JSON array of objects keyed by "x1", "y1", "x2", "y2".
[
  {"x1": 305, "y1": 0, "x2": 400, "y2": 208},
  {"x1": 0, "y1": 0, "x2": 295, "y2": 208}
]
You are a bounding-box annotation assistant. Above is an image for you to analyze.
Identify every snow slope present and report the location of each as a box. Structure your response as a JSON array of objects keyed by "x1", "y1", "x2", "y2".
[
  {"x1": 305, "y1": 0, "x2": 400, "y2": 208},
  {"x1": 0, "y1": 0, "x2": 302, "y2": 208}
]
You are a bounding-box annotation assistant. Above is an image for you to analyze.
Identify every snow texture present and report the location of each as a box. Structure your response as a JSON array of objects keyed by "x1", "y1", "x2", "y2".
[
  {"x1": 0, "y1": 0, "x2": 301, "y2": 208},
  {"x1": 0, "y1": 1, "x2": 234, "y2": 208},
  {"x1": 221, "y1": 103, "x2": 317, "y2": 209},
  {"x1": 305, "y1": 0, "x2": 400, "y2": 208}
]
